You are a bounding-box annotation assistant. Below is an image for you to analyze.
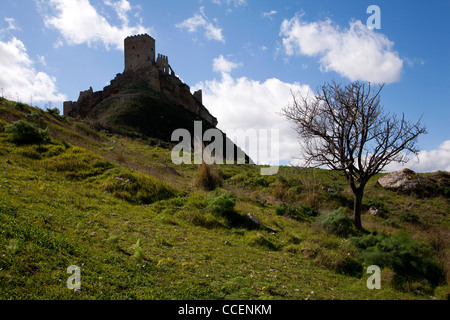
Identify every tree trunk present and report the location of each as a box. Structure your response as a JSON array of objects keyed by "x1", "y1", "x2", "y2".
[{"x1": 353, "y1": 189, "x2": 364, "y2": 231}]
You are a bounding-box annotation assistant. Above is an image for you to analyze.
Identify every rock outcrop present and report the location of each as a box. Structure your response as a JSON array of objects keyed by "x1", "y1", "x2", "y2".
[{"x1": 378, "y1": 168, "x2": 426, "y2": 193}]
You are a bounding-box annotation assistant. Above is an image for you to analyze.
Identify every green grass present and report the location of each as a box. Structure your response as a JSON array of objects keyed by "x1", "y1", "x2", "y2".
[{"x1": 0, "y1": 97, "x2": 449, "y2": 300}]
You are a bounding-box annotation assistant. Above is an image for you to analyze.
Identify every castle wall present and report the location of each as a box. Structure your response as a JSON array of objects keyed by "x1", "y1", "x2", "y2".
[
  {"x1": 67, "y1": 34, "x2": 217, "y2": 126},
  {"x1": 124, "y1": 34, "x2": 155, "y2": 73},
  {"x1": 193, "y1": 90, "x2": 202, "y2": 104},
  {"x1": 63, "y1": 101, "x2": 75, "y2": 116}
]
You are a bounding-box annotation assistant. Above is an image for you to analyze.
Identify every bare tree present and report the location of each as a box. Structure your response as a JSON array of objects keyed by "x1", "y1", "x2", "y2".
[{"x1": 282, "y1": 81, "x2": 426, "y2": 230}]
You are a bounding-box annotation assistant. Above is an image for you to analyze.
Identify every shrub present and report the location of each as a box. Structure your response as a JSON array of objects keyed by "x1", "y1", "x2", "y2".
[
  {"x1": 350, "y1": 231, "x2": 445, "y2": 286},
  {"x1": 275, "y1": 203, "x2": 318, "y2": 222},
  {"x1": 4, "y1": 120, "x2": 49, "y2": 144},
  {"x1": 25, "y1": 111, "x2": 42, "y2": 124},
  {"x1": 46, "y1": 107, "x2": 60, "y2": 116},
  {"x1": 206, "y1": 189, "x2": 236, "y2": 218},
  {"x1": 315, "y1": 207, "x2": 357, "y2": 237},
  {"x1": 194, "y1": 160, "x2": 222, "y2": 191},
  {"x1": 204, "y1": 190, "x2": 253, "y2": 228}
]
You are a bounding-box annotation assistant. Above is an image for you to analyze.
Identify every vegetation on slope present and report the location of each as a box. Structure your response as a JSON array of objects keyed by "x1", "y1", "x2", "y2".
[{"x1": 0, "y1": 97, "x2": 449, "y2": 300}]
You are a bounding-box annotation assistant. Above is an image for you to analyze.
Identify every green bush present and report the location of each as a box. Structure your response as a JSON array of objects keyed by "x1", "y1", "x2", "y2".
[
  {"x1": 275, "y1": 203, "x2": 318, "y2": 222},
  {"x1": 315, "y1": 207, "x2": 357, "y2": 237},
  {"x1": 4, "y1": 120, "x2": 49, "y2": 144},
  {"x1": 206, "y1": 189, "x2": 237, "y2": 218},
  {"x1": 204, "y1": 190, "x2": 254, "y2": 229},
  {"x1": 350, "y1": 231, "x2": 445, "y2": 285},
  {"x1": 46, "y1": 107, "x2": 60, "y2": 116}
]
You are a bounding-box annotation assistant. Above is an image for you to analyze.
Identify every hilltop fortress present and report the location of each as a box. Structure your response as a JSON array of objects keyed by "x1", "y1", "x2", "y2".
[{"x1": 63, "y1": 34, "x2": 217, "y2": 126}]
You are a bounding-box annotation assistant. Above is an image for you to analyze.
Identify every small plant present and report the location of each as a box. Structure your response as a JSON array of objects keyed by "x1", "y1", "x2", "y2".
[
  {"x1": 275, "y1": 203, "x2": 318, "y2": 222},
  {"x1": 4, "y1": 120, "x2": 49, "y2": 144},
  {"x1": 25, "y1": 111, "x2": 42, "y2": 125},
  {"x1": 105, "y1": 235, "x2": 119, "y2": 245},
  {"x1": 249, "y1": 233, "x2": 281, "y2": 251},
  {"x1": 61, "y1": 139, "x2": 71, "y2": 149},
  {"x1": 194, "y1": 159, "x2": 222, "y2": 191},
  {"x1": 399, "y1": 211, "x2": 420, "y2": 224},
  {"x1": 315, "y1": 207, "x2": 357, "y2": 237},
  {"x1": 131, "y1": 239, "x2": 144, "y2": 261},
  {"x1": 204, "y1": 189, "x2": 252, "y2": 228},
  {"x1": 7, "y1": 239, "x2": 21, "y2": 254}
]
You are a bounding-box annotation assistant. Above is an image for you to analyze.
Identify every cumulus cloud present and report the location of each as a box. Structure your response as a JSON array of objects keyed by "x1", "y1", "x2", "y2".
[
  {"x1": 194, "y1": 70, "x2": 312, "y2": 165},
  {"x1": 176, "y1": 7, "x2": 225, "y2": 43},
  {"x1": 385, "y1": 140, "x2": 450, "y2": 173},
  {"x1": 0, "y1": 37, "x2": 66, "y2": 102},
  {"x1": 280, "y1": 14, "x2": 403, "y2": 83},
  {"x1": 42, "y1": 0, "x2": 150, "y2": 50},
  {"x1": 212, "y1": 55, "x2": 242, "y2": 74}
]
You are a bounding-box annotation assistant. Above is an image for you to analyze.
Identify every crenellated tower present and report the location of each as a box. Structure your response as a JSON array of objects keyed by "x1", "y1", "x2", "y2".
[{"x1": 124, "y1": 34, "x2": 155, "y2": 73}]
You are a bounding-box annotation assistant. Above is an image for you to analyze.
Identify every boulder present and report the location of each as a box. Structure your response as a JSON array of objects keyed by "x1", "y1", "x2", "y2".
[
  {"x1": 246, "y1": 213, "x2": 261, "y2": 226},
  {"x1": 378, "y1": 169, "x2": 426, "y2": 193},
  {"x1": 368, "y1": 206, "x2": 379, "y2": 216}
]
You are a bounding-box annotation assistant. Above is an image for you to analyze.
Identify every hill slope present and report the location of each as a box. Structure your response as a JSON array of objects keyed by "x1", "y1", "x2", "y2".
[{"x1": 0, "y1": 97, "x2": 449, "y2": 300}]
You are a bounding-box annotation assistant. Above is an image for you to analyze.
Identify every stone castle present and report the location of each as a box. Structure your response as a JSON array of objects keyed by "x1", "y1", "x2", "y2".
[{"x1": 63, "y1": 34, "x2": 217, "y2": 126}]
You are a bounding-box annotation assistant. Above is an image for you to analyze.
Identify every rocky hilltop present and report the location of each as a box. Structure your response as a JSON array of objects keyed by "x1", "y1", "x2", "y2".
[
  {"x1": 62, "y1": 34, "x2": 250, "y2": 163},
  {"x1": 63, "y1": 34, "x2": 217, "y2": 127}
]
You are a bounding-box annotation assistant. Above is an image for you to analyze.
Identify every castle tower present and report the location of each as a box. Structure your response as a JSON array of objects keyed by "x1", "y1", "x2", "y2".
[{"x1": 124, "y1": 34, "x2": 155, "y2": 73}]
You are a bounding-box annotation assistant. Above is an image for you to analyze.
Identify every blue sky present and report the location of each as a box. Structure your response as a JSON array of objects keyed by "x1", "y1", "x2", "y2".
[{"x1": 0, "y1": 0, "x2": 449, "y2": 171}]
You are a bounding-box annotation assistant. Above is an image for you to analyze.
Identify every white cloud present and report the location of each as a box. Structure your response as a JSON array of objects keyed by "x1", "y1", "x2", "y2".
[
  {"x1": 194, "y1": 71, "x2": 312, "y2": 165},
  {"x1": 176, "y1": 7, "x2": 225, "y2": 43},
  {"x1": 1, "y1": 17, "x2": 19, "y2": 33},
  {"x1": 42, "y1": 0, "x2": 150, "y2": 50},
  {"x1": 385, "y1": 140, "x2": 450, "y2": 173},
  {"x1": 211, "y1": 0, "x2": 247, "y2": 7},
  {"x1": 262, "y1": 10, "x2": 277, "y2": 19},
  {"x1": 0, "y1": 37, "x2": 66, "y2": 102},
  {"x1": 37, "y1": 55, "x2": 47, "y2": 66},
  {"x1": 212, "y1": 55, "x2": 242, "y2": 74},
  {"x1": 280, "y1": 14, "x2": 403, "y2": 83}
]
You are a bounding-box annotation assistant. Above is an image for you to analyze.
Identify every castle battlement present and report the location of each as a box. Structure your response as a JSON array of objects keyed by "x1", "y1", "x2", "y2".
[
  {"x1": 157, "y1": 54, "x2": 168, "y2": 61},
  {"x1": 64, "y1": 34, "x2": 217, "y2": 127},
  {"x1": 124, "y1": 33, "x2": 155, "y2": 73}
]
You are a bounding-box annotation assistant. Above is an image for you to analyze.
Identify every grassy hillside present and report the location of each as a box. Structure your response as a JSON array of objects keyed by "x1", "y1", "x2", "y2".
[{"x1": 0, "y1": 97, "x2": 449, "y2": 300}]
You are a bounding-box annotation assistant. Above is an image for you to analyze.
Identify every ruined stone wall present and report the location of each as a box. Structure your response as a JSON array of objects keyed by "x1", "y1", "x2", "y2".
[
  {"x1": 63, "y1": 101, "x2": 75, "y2": 116},
  {"x1": 193, "y1": 90, "x2": 202, "y2": 104},
  {"x1": 156, "y1": 54, "x2": 171, "y2": 74},
  {"x1": 124, "y1": 34, "x2": 155, "y2": 73},
  {"x1": 66, "y1": 34, "x2": 218, "y2": 126}
]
